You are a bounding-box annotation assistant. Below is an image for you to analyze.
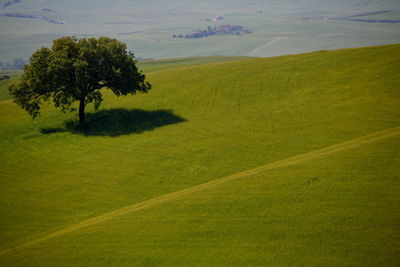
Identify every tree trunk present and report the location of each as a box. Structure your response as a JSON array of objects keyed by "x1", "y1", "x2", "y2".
[{"x1": 79, "y1": 99, "x2": 85, "y2": 124}]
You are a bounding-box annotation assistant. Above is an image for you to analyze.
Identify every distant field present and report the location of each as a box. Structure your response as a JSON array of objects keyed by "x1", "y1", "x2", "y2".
[
  {"x1": 0, "y1": 0, "x2": 400, "y2": 61},
  {"x1": 0, "y1": 44, "x2": 399, "y2": 265}
]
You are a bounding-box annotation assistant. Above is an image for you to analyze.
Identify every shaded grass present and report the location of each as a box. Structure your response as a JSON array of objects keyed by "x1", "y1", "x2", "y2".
[
  {"x1": 40, "y1": 108, "x2": 186, "y2": 137},
  {"x1": 0, "y1": 70, "x2": 22, "y2": 101}
]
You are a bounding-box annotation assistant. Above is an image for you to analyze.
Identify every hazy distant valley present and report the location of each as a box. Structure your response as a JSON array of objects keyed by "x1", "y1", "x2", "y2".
[{"x1": 1, "y1": 0, "x2": 400, "y2": 61}]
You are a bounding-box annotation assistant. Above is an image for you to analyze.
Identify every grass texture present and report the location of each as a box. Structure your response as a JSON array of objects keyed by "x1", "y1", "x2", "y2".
[{"x1": 0, "y1": 44, "x2": 399, "y2": 266}]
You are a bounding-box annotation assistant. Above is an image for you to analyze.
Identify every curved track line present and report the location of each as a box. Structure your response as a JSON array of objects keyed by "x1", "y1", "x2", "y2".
[
  {"x1": 248, "y1": 37, "x2": 289, "y2": 56},
  {"x1": 1, "y1": 126, "x2": 400, "y2": 255}
]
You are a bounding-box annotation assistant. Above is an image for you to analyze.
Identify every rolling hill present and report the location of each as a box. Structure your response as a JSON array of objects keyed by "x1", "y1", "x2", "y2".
[
  {"x1": 0, "y1": 56, "x2": 248, "y2": 101},
  {"x1": 0, "y1": 44, "x2": 399, "y2": 265}
]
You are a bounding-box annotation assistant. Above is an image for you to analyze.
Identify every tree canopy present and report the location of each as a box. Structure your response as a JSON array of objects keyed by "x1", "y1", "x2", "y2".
[{"x1": 10, "y1": 36, "x2": 151, "y2": 123}]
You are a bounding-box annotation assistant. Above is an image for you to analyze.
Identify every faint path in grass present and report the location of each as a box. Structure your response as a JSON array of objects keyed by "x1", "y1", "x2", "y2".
[
  {"x1": 1, "y1": 126, "x2": 400, "y2": 256},
  {"x1": 248, "y1": 37, "x2": 290, "y2": 56}
]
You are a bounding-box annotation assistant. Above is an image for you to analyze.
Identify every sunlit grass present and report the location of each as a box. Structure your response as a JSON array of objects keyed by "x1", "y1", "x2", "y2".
[{"x1": 0, "y1": 44, "x2": 399, "y2": 265}]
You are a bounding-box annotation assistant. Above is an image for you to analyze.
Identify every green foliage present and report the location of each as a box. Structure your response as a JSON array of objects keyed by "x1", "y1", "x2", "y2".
[{"x1": 9, "y1": 36, "x2": 151, "y2": 123}]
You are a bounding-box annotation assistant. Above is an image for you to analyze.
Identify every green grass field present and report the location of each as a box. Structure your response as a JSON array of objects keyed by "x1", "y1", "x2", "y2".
[
  {"x1": 0, "y1": 44, "x2": 399, "y2": 265},
  {"x1": 137, "y1": 56, "x2": 253, "y2": 73}
]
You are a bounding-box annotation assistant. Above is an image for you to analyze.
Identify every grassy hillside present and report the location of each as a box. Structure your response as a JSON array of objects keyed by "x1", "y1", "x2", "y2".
[
  {"x1": 0, "y1": 44, "x2": 399, "y2": 265},
  {"x1": 0, "y1": 57, "x2": 248, "y2": 102},
  {"x1": 0, "y1": 70, "x2": 22, "y2": 101},
  {"x1": 137, "y1": 56, "x2": 252, "y2": 73}
]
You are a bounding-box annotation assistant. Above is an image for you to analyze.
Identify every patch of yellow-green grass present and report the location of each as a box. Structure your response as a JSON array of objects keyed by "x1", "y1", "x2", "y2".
[
  {"x1": 0, "y1": 44, "x2": 399, "y2": 265},
  {"x1": 137, "y1": 55, "x2": 253, "y2": 73},
  {"x1": 1, "y1": 133, "x2": 398, "y2": 266}
]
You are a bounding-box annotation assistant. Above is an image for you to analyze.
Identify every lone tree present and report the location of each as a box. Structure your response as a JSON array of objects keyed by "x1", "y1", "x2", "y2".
[{"x1": 10, "y1": 36, "x2": 151, "y2": 124}]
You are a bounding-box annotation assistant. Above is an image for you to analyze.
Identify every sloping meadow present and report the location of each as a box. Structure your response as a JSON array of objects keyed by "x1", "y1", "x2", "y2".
[{"x1": 0, "y1": 44, "x2": 399, "y2": 265}]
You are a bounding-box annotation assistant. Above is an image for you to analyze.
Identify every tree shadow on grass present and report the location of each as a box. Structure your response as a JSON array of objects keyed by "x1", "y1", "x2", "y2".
[{"x1": 40, "y1": 108, "x2": 187, "y2": 137}]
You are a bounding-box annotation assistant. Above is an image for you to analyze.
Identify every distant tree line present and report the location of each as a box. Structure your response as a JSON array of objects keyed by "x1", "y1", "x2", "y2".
[
  {"x1": 348, "y1": 18, "x2": 400, "y2": 23},
  {"x1": 1, "y1": 0, "x2": 21, "y2": 9},
  {"x1": 173, "y1": 24, "x2": 252, "y2": 39},
  {"x1": 0, "y1": 58, "x2": 28, "y2": 70},
  {"x1": 42, "y1": 8, "x2": 57, "y2": 12},
  {"x1": 4, "y1": 13, "x2": 65, "y2": 24}
]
